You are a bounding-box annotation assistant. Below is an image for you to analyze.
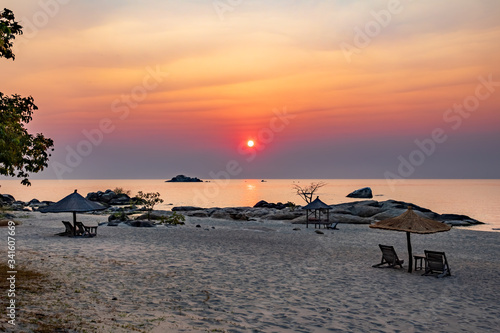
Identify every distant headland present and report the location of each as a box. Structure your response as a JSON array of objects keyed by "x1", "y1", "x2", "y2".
[{"x1": 165, "y1": 175, "x2": 203, "y2": 182}]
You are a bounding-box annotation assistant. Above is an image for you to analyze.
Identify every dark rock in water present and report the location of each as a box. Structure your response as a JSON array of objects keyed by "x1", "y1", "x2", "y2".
[
  {"x1": 347, "y1": 187, "x2": 373, "y2": 198},
  {"x1": 172, "y1": 206, "x2": 204, "y2": 211},
  {"x1": 166, "y1": 174, "x2": 203, "y2": 182}
]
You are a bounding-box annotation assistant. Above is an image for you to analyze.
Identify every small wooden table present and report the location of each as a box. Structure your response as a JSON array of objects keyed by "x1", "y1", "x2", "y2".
[{"x1": 413, "y1": 255, "x2": 426, "y2": 271}]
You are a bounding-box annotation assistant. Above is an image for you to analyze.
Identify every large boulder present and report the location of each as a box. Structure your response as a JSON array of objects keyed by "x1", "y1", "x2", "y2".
[
  {"x1": 126, "y1": 220, "x2": 156, "y2": 228},
  {"x1": 347, "y1": 187, "x2": 373, "y2": 198},
  {"x1": 100, "y1": 191, "x2": 117, "y2": 203},
  {"x1": 166, "y1": 175, "x2": 203, "y2": 182},
  {"x1": 109, "y1": 194, "x2": 131, "y2": 205},
  {"x1": 0, "y1": 194, "x2": 16, "y2": 205},
  {"x1": 172, "y1": 206, "x2": 204, "y2": 211}
]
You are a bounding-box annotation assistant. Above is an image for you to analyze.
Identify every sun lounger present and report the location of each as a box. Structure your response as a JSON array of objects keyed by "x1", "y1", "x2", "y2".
[
  {"x1": 75, "y1": 221, "x2": 98, "y2": 237},
  {"x1": 423, "y1": 250, "x2": 451, "y2": 278},
  {"x1": 372, "y1": 244, "x2": 404, "y2": 268},
  {"x1": 326, "y1": 222, "x2": 339, "y2": 230},
  {"x1": 56, "y1": 221, "x2": 75, "y2": 236}
]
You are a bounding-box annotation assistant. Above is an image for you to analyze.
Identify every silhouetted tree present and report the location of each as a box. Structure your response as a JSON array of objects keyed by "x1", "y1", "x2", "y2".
[
  {"x1": 137, "y1": 191, "x2": 164, "y2": 220},
  {"x1": 293, "y1": 181, "x2": 327, "y2": 204},
  {"x1": 0, "y1": 8, "x2": 54, "y2": 186}
]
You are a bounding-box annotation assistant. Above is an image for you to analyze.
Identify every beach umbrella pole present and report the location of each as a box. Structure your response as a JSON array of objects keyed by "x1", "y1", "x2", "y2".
[
  {"x1": 407, "y1": 231, "x2": 413, "y2": 273},
  {"x1": 73, "y1": 212, "x2": 77, "y2": 236}
]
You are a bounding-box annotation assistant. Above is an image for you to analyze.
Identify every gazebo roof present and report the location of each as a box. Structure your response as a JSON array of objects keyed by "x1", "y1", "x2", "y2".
[
  {"x1": 370, "y1": 206, "x2": 451, "y2": 234},
  {"x1": 39, "y1": 190, "x2": 106, "y2": 213},
  {"x1": 302, "y1": 196, "x2": 331, "y2": 210}
]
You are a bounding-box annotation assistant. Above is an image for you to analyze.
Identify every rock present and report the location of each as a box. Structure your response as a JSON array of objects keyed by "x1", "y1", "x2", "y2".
[
  {"x1": 210, "y1": 210, "x2": 231, "y2": 219},
  {"x1": 172, "y1": 206, "x2": 204, "y2": 211},
  {"x1": 315, "y1": 230, "x2": 324, "y2": 234},
  {"x1": 229, "y1": 213, "x2": 248, "y2": 221},
  {"x1": 86, "y1": 192, "x2": 100, "y2": 201},
  {"x1": 253, "y1": 200, "x2": 268, "y2": 208},
  {"x1": 109, "y1": 194, "x2": 131, "y2": 205},
  {"x1": 0, "y1": 194, "x2": 16, "y2": 204},
  {"x1": 264, "y1": 212, "x2": 301, "y2": 220},
  {"x1": 28, "y1": 198, "x2": 40, "y2": 205},
  {"x1": 347, "y1": 187, "x2": 373, "y2": 198},
  {"x1": 349, "y1": 205, "x2": 381, "y2": 218},
  {"x1": 166, "y1": 175, "x2": 203, "y2": 182},
  {"x1": 196, "y1": 224, "x2": 201, "y2": 228},
  {"x1": 372, "y1": 209, "x2": 407, "y2": 221},
  {"x1": 293, "y1": 227, "x2": 301, "y2": 231},
  {"x1": 332, "y1": 214, "x2": 376, "y2": 224},
  {"x1": 100, "y1": 191, "x2": 117, "y2": 203},
  {"x1": 187, "y1": 211, "x2": 210, "y2": 218},
  {"x1": 126, "y1": 220, "x2": 156, "y2": 228},
  {"x1": 438, "y1": 213, "x2": 481, "y2": 224},
  {"x1": 135, "y1": 212, "x2": 164, "y2": 220}
]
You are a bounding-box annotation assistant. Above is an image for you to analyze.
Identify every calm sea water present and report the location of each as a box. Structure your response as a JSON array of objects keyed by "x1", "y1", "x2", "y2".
[{"x1": 1, "y1": 179, "x2": 499, "y2": 232}]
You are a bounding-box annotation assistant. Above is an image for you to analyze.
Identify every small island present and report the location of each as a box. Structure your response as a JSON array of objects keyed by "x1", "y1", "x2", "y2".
[{"x1": 165, "y1": 174, "x2": 203, "y2": 182}]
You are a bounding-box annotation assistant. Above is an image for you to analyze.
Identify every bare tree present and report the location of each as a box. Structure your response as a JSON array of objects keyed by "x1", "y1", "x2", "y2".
[{"x1": 293, "y1": 181, "x2": 327, "y2": 204}]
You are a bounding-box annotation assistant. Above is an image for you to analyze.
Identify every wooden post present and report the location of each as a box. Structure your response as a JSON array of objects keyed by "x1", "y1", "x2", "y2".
[{"x1": 407, "y1": 231, "x2": 413, "y2": 273}]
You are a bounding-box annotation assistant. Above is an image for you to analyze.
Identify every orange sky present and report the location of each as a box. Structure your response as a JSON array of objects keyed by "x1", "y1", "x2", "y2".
[{"x1": 1, "y1": 0, "x2": 500, "y2": 180}]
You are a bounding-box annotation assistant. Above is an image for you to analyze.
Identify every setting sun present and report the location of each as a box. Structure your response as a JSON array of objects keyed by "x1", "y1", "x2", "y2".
[{"x1": 247, "y1": 140, "x2": 255, "y2": 148}]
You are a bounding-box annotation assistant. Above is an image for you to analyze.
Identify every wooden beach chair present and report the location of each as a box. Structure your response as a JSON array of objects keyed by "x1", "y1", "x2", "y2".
[
  {"x1": 423, "y1": 250, "x2": 451, "y2": 278},
  {"x1": 56, "y1": 221, "x2": 75, "y2": 236},
  {"x1": 372, "y1": 244, "x2": 404, "y2": 269},
  {"x1": 326, "y1": 221, "x2": 339, "y2": 230},
  {"x1": 75, "y1": 221, "x2": 98, "y2": 237}
]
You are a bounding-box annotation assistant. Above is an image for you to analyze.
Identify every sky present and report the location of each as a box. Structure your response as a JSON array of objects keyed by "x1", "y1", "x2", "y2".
[{"x1": 1, "y1": 0, "x2": 500, "y2": 180}]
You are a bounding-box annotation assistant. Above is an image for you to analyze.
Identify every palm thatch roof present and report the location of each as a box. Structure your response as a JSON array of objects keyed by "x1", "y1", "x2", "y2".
[
  {"x1": 302, "y1": 196, "x2": 331, "y2": 210},
  {"x1": 39, "y1": 190, "x2": 105, "y2": 213},
  {"x1": 370, "y1": 206, "x2": 451, "y2": 234}
]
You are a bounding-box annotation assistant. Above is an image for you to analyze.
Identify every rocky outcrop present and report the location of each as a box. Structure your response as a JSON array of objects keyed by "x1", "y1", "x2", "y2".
[
  {"x1": 86, "y1": 189, "x2": 146, "y2": 206},
  {"x1": 253, "y1": 200, "x2": 288, "y2": 209},
  {"x1": 166, "y1": 175, "x2": 203, "y2": 182},
  {"x1": 347, "y1": 187, "x2": 373, "y2": 198},
  {"x1": 0, "y1": 194, "x2": 15, "y2": 205},
  {"x1": 167, "y1": 199, "x2": 483, "y2": 227}
]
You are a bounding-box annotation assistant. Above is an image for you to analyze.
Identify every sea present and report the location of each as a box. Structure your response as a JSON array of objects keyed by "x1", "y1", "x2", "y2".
[{"x1": 1, "y1": 179, "x2": 499, "y2": 232}]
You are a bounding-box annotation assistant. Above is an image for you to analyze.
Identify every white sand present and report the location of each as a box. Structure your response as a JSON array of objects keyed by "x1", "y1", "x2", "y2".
[{"x1": 2, "y1": 211, "x2": 500, "y2": 332}]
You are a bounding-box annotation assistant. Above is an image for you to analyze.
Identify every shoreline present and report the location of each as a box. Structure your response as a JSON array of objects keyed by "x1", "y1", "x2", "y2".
[{"x1": 1, "y1": 211, "x2": 500, "y2": 332}]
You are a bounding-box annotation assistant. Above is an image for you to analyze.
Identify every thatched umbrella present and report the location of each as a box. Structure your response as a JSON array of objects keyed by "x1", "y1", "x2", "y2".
[
  {"x1": 39, "y1": 190, "x2": 105, "y2": 236},
  {"x1": 369, "y1": 206, "x2": 451, "y2": 273},
  {"x1": 302, "y1": 196, "x2": 331, "y2": 228}
]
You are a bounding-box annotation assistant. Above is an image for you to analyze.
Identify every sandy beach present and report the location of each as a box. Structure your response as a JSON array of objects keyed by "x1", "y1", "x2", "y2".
[{"x1": 2, "y1": 211, "x2": 500, "y2": 332}]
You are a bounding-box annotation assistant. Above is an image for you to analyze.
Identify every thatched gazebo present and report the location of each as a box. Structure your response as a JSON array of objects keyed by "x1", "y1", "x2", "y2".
[
  {"x1": 370, "y1": 206, "x2": 451, "y2": 273},
  {"x1": 302, "y1": 196, "x2": 331, "y2": 228}
]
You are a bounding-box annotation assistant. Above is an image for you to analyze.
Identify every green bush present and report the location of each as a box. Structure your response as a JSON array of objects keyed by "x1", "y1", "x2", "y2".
[{"x1": 159, "y1": 211, "x2": 185, "y2": 225}]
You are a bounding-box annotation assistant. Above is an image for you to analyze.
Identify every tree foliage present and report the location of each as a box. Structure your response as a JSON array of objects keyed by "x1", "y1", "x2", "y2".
[
  {"x1": 0, "y1": 8, "x2": 22, "y2": 60},
  {"x1": 292, "y1": 181, "x2": 327, "y2": 204},
  {"x1": 0, "y1": 8, "x2": 54, "y2": 186},
  {"x1": 136, "y1": 191, "x2": 164, "y2": 221}
]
